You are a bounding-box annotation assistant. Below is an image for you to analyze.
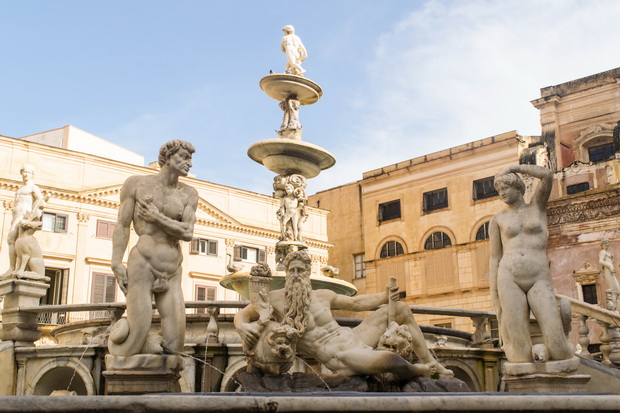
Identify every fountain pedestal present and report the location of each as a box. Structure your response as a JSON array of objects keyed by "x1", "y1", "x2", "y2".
[
  {"x1": 503, "y1": 357, "x2": 590, "y2": 393},
  {"x1": 0, "y1": 278, "x2": 49, "y2": 346},
  {"x1": 103, "y1": 354, "x2": 183, "y2": 395}
]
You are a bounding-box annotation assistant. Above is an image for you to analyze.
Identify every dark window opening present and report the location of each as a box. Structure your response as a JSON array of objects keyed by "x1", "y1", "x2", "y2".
[
  {"x1": 588, "y1": 143, "x2": 614, "y2": 163},
  {"x1": 473, "y1": 177, "x2": 498, "y2": 200},
  {"x1": 380, "y1": 241, "x2": 404, "y2": 258},
  {"x1": 582, "y1": 284, "x2": 598, "y2": 305},
  {"x1": 424, "y1": 231, "x2": 452, "y2": 250},
  {"x1": 566, "y1": 182, "x2": 590, "y2": 195},
  {"x1": 423, "y1": 188, "x2": 448, "y2": 212},
  {"x1": 476, "y1": 222, "x2": 490, "y2": 241},
  {"x1": 378, "y1": 200, "x2": 401, "y2": 222},
  {"x1": 42, "y1": 212, "x2": 68, "y2": 233}
]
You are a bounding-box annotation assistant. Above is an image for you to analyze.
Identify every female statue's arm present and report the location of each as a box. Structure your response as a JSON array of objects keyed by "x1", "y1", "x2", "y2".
[
  {"x1": 502, "y1": 164, "x2": 553, "y2": 210},
  {"x1": 488, "y1": 217, "x2": 502, "y2": 321}
]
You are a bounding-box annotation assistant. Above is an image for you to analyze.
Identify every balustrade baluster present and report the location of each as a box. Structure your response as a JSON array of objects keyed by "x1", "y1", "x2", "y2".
[
  {"x1": 577, "y1": 315, "x2": 592, "y2": 359},
  {"x1": 598, "y1": 320, "x2": 613, "y2": 365},
  {"x1": 206, "y1": 306, "x2": 220, "y2": 344}
]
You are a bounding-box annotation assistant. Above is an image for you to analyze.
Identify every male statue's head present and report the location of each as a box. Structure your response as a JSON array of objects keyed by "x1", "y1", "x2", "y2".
[
  {"x1": 282, "y1": 25, "x2": 295, "y2": 35},
  {"x1": 282, "y1": 250, "x2": 312, "y2": 335},
  {"x1": 20, "y1": 164, "x2": 35, "y2": 183},
  {"x1": 158, "y1": 140, "x2": 196, "y2": 176}
]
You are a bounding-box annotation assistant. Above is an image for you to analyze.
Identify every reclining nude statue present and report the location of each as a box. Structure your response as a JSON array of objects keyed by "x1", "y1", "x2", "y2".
[
  {"x1": 108, "y1": 140, "x2": 198, "y2": 357},
  {"x1": 235, "y1": 250, "x2": 453, "y2": 381},
  {"x1": 489, "y1": 164, "x2": 574, "y2": 363}
]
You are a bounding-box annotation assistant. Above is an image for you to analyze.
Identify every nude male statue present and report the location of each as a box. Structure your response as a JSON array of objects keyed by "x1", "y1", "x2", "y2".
[
  {"x1": 281, "y1": 25, "x2": 307, "y2": 76},
  {"x1": 108, "y1": 140, "x2": 198, "y2": 357},
  {"x1": 2, "y1": 164, "x2": 48, "y2": 278},
  {"x1": 235, "y1": 250, "x2": 452, "y2": 380}
]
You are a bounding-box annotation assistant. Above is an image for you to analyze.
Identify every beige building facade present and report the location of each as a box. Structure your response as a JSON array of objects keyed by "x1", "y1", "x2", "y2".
[
  {"x1": 310, "y1": 67, "x2": 620, "y2": 336},
  {"x1": 0, "y1": 129, "x2": 331, "y2": 324}
]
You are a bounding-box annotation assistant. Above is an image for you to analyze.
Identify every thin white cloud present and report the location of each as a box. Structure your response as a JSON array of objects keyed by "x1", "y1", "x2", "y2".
[{"x1": 314, "y1": 0, "x2": 620, "y2": 193}]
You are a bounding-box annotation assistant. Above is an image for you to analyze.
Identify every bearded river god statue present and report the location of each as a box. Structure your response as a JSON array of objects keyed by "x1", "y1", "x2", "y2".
[{"x1": 233, "y1": 251, "x2": 469, "y2": 393}]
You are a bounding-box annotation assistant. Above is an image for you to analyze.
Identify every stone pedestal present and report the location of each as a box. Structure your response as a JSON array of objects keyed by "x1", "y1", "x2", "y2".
[
  {"x1": 103, "y1": 354, "x2": 183, "y2": 395},
  {"x1": 0, "y1": 278, "x2": 49, "y2": 346},
  {"x1": 503, "y1": 356, "x2": 590, "y2": 393}
]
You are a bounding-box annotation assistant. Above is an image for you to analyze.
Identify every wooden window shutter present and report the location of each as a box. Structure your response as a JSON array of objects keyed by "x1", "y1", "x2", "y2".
[
  {"x1": 206, "y1": 287, "x2": 216, "y2": 301},
  {"x1": 92, "y1": 273, "x2": 105, "y2": 303},
  {"x1": 105, "y1": 275, "x2": 117, "y2": 302},
  {"x1": 233, "y1": 245, "x2": 242, "y2": 261},
  {"x1": 258, "y1": 249, "x2": 267, "y2": 264},
  {"x1": 190, "y1": 238, "x2": 200, "y2": 254}
]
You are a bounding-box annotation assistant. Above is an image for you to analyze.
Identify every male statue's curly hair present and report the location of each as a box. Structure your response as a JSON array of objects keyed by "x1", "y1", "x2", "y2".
[{"x1": 158, "y1": 140, "x2": 196, "y2": 167}]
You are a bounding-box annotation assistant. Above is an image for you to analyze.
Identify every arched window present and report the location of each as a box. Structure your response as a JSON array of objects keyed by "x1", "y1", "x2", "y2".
[
  {"x1": 380, "y1": 241, "x2": 404, "y2": 258},
  {"x1": 475, "y1": 222, "x2": 490, "y2": 241},
  {"x1": 424, "y1": 232, "x2": 452, "y2": 250}
]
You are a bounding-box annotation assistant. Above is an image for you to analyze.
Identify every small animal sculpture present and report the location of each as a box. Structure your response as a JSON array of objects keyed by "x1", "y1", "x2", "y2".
[
  {"x1": 13, "y1": 218, "x2": 48, "y2": 281},
  {"x1": 320, "y1": 265, "x2": 339, "y2": 278}
]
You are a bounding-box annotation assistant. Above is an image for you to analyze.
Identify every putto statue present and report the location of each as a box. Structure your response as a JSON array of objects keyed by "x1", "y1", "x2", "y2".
[
  {"x1": 108, "y1": 140, "x2": 198, "y2": 356},
  {"x1": 235, "y1": 250, "x2": 453, "y2": 383},
  {"x1": 489, "y1": 164, "x2": 574, "y2": 363},
  {"x1": 1, "y1": 164, "x2": 49, "y2": 280},
  {"x1": 599, "y1": 238, "x2": 619, "y2": 310},
  {"x1": 281, "y1": 25, "x2": 307, "y2": 76}
]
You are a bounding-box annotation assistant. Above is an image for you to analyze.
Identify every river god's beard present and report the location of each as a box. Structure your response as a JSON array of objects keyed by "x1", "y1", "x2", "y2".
[{"x1": 284, "y1": 274, "x2": 311, "y2": 336}]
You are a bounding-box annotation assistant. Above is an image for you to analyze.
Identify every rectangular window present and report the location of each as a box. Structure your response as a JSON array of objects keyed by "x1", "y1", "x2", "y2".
[
  {"x1": 472, "y1": 177, "x2": 498, "y2": 200},
  {"x1": 588, "y1": 143, "x2": 614, "y2": 163},
  {"x1": 378, "y1": 200, "x2": 401, "y2": 222},
  {"x1": 39, "y1": 268, "x2": 68, "y2": 325},
  {"x1": 566, "y1": 182, "x2": 590, "y2": 195},
  {"x1": 42, "y1": 212, "x2": 68, "y2": 233},
  {"x1": 582, "y1": 284, "x2": 598, "y2": 305},
  {"x1": 195, "y1": 285, "x2": 217, "y2": 314},
  {"x1": 233, "y1": 245, "x2": 266, "y2": 263},
  {"x1": 353, "y1": 254, "x2": 366, "y2": 279},
  {"x1": 423, "y1": 188, "x2": 448, "y2": 212},
  {"x1": 90, "y1": 273, "x2": 117, "y2": 319},
  {"x1": 96, "y1": 220, "x2": 116, "y2": 239},
  {"x1": 190, "y1": 238, "x2": 218, "y2": 256}
]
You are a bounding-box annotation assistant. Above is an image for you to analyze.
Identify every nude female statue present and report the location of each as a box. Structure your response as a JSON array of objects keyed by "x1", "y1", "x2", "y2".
[
  {"x1": 599, "y1": 238, "x2": 619, "y2": 308},
  {"x1": 489, "y1": 164, "x2": 573, "y2": 363}
]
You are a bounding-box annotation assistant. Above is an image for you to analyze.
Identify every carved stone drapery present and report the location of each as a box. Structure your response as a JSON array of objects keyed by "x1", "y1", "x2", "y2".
[{"x1": 547, "y1": 189, "x2": 620, "y2": 226}]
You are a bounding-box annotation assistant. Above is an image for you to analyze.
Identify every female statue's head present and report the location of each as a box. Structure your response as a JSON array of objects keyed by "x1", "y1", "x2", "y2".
[
  {"x1": 494, "y1": 172, "x2": 525, "y2": 204},
  {"x1": 601, "y1": 238, "x2": 610, "y2": 249}
]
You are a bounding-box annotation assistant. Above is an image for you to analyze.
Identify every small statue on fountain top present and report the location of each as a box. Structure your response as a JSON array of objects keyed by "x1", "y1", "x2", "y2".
[{"x1": 281, "y1": 25, "x2": 307, "y2": 76}]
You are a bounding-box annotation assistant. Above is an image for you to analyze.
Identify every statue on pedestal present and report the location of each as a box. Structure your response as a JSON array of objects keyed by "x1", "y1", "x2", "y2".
[
  {"x1": 599, "y1": 238, "x2": 619, "y2": 311},
  {"x1": 489, "y1": 164, "x2": 574, "y2": 363},
  {"x1": 1, "y1": 164, "x2": 50, "y2": 281},
  {"x1": 235, "y1": 250, "x2": 453, "y2": 383},
  {"x1": 108, "y1": 140, "x2": 198, "y2": 357},
  {"x1": 281, "y1": 25, "x2": 307, "y2": 76}
]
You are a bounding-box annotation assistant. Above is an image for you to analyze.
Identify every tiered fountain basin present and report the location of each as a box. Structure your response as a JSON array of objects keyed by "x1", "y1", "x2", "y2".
[
  {"x1": 247, "y1": 139, "x2": 335, "y2": 178},
  {"x1": 259, "y1": 74, "x2": 323, "y2": 105},
  {"x1": 220, "y1": 270, "x2": 357, "y2": 299}
]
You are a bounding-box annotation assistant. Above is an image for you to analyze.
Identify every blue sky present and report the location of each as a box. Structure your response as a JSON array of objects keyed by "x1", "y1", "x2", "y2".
[{"x1": 1, "y1": 1, "x2": 619, "y2": 195}]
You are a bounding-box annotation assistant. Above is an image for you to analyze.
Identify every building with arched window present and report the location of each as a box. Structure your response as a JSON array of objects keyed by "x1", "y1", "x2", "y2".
[{"x1": 309, "y1": 67, "x2": 620, "y2": 336}]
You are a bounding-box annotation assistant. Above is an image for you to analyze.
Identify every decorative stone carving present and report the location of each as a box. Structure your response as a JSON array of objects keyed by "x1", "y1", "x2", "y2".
[
  {"x1": 108, "y1": 140, "x2": 198, "y2": 358},
  {"x1": 278, "y1": 98, "x2": 302, "y2": 140},
  {"x1": 489, "y1": 165, "x2": 574, "y2": 364},
  {"x1": 547, "y1": 190, "x2": 620, "y2": 226},
  {"x1": 76, "y1": 212, "x2": 90, "y2": 223},
  {"x1": 605, "y1": 164, "x2": 617, "y2": 184},
  {"x1": 572, "y1": 262, "x2": 599, "y2": 286},
  {"x1": 1, "y1": 164, "x2": 50, "y2": 279},
  {"x1": 274, "y1": 174, "x2": 308, "y2": 243},
  {"x1": 235, "y1": 251, "x2": 453, "y2": 383},
  {"x1": 599, "y1": 238, "x2": 620, "y2": 311},
  {"x1": 281, "y1": 25, "x2": 307, "y2": 76}
]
